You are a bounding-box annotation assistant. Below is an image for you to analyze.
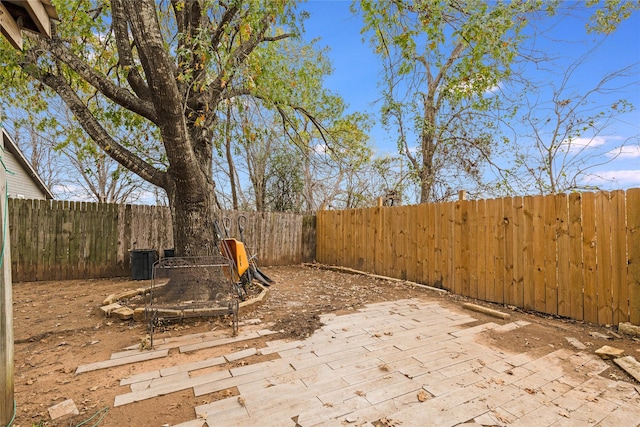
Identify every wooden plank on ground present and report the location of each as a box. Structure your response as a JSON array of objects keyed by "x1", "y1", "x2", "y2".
[
  {"x1": 613, "y1": 356, "x2": 640, "y2": 383},
  {"x1": 75, "y1": 349, "x2": 168, "y2": 374},
  {"x1": 568, "y1": 193, "x2": 584, "y2": 321},
  {"x1": 628, "y1": 188, "x2": 640, "y2": 326},
  {"x1": 114, "y1": 368, "x2": 232, "y2": 407}
]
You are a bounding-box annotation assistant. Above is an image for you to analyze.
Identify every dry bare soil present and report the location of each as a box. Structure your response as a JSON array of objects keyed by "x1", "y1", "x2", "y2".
[{"x1": 10, "y1": 264, "x2": 640, "y2": 426}]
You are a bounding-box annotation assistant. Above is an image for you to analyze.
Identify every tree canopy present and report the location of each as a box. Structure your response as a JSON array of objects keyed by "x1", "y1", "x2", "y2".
[
  {"x1": 356, "y1": 0, "x2": 639, "y2": 201},
  {"x1": 0, "y1": 0, "x2": 376, "y2": 255}
]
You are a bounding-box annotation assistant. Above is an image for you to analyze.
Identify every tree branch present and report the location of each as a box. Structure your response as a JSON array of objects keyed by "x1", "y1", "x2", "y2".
[
  {"x1": 21, "y1": 57, "x2": 168, "y2": 189},
  {"x1": 30, "y1": 35, "x2": 158, "y2": 123},
  {"x1": 111, "y1": 0, "x2": 152, "y2": 102}
]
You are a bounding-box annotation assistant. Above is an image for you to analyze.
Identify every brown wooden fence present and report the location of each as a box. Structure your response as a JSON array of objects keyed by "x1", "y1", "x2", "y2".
[
  {"x1": 317, "y1": 189, "x2": 640, "y2": 326},
  {"x1": 8, "y1": 199, "x2": 315, "y2": 282}
]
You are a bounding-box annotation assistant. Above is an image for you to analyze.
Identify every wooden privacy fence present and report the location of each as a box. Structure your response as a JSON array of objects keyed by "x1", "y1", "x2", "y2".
[
  {"x1": 8, "y1": 199, "x2": 314, "y2": 282},
  {"x1": 317, "y1": 189, "x2": 640, "y2": 326}
]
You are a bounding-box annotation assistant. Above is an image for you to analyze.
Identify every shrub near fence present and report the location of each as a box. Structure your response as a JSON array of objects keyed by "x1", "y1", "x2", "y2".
[
  {"x1": 8, "y1": 199, "x2": 314, "y2": 282},
  {"x1": 316, "y1": 189, "x2": 640, "y2": 326}
]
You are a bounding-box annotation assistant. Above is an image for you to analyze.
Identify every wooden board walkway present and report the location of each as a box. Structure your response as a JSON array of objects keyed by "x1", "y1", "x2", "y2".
[{"x1": 83, "y1": 299, "x2": 640, "y2": 426}]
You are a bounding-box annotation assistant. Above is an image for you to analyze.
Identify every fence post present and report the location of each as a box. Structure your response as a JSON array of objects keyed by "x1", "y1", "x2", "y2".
[{"x1": 0, "y1": 163, "x2": 14, "y2": 426}]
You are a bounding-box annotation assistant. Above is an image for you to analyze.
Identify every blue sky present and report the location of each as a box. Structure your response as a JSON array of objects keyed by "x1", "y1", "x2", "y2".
[{"x1": 298, "y1": 1, "x2": 640, "y2": 192}]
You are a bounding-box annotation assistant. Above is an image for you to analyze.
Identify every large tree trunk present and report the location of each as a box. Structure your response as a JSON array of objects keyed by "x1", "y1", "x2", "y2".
[{"x1": 167, "y1": 179, "x2": 220, "y2": 256}]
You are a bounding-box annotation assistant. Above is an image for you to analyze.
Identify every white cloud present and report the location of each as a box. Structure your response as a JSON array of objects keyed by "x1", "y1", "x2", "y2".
[
  {"x1": 485, "y1": 82, "x2": 502, "y2": 95},
  {"x1": 313, "y1": 143, "x2": 328, "y2": 154},
  {"x1": 562, "y1": 136, "x2": 607, "y2": 152},
  {"x1": 583, "y1": 170, "x2": 640, "y2": 188},
  {"x1": 607, "y1": 144, "x2": 640, "y2": 159}
]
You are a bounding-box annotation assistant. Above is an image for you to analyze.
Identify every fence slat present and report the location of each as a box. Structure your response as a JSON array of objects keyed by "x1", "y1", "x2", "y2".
[
  {"x1": 433, "y1": 202, "x2": 443, "y2": 288},
  {"x1": 468, "y1": 200, "x2": 478, "y2": 299},
  {"x1": 611, "y1": 190, "x2": 628, "y2": 324},
  {"x1": 453, "y1": 200, "x2": 463, "y2": 295},
  {"x1": 476, "y1": 200, "x2": 486, "y2": 301},
  {"x1": 487, "y1": 198, "x2": 501, "y2": 303},
  {"x1": 628, "y1": 189, "x2": 640, "y2": 325},
  {"x1": 544, "y1": 195, "x2": 558, "y2": 315},
  {"x1": 522, "y1": 196, "x2": 535, "y2": 311},
  {"x1": 556, "y1": 194, "x2": 571, "y2": 318},
  {"x1": 512, "y1": 196, "x2": 524, "y2": 308},
  {"x1": 568, "y1": 193, "x2": 584, "y2": 321},
  {"x1": 36, "y1": 199, "x2": 46, "y2": 281},
  {"x1": 444, "y1": 202, "x2": 455, "y2": 292},
  {"x1": 532, "y1": 196, "x2": 546, "y2": 313},
  {"x1": 596, "y1": 192, "x2": 613, "y2": 325},
  {"x1": 582, "y1": 193, "x2": 598, "y2": 323}
]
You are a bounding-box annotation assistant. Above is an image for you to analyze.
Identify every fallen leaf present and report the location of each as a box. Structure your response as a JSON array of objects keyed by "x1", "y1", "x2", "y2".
[
  {"x1": 417, "y1": 390, "x2": 429, "y2": 402},
  {"x1": 493, "y1": 411, "x2": 511, "y2": 424}
]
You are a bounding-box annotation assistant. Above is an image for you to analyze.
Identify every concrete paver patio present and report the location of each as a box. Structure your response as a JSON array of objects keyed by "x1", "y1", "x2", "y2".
[{"x1": 112, "y1": 299, "x2": 640, "y2": 426}]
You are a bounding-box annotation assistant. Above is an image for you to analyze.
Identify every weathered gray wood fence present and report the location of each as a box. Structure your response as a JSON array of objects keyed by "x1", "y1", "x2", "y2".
[{"x1": 8, "y1": 199, "x2": 315, "y2": 282}]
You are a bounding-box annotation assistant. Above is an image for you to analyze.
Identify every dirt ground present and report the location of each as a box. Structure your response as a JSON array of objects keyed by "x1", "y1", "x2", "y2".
[{"x1": 9, "y1": 264, "x2": 640, "y2": 426}]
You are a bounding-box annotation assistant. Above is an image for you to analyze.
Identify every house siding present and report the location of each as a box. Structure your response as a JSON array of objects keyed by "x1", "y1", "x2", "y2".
[{"x1": 2, "y1": 150, "x2": 48, "y2": 200}]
